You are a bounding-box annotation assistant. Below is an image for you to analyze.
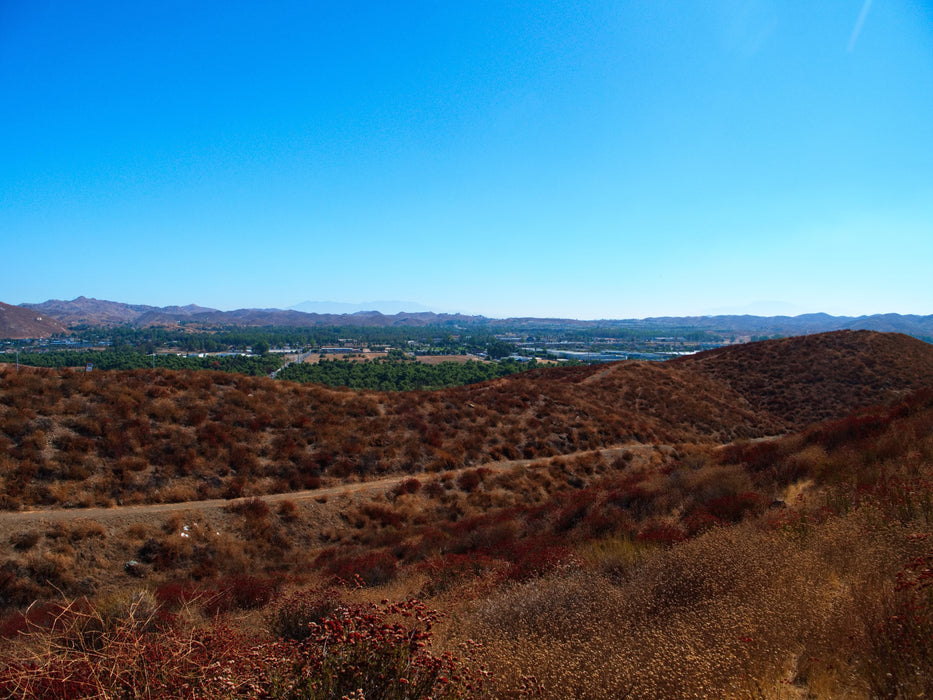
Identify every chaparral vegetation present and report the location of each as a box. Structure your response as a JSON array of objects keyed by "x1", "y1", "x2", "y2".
[{"x1": 0, "y1": 330, "x2": 931, "y2": 698}]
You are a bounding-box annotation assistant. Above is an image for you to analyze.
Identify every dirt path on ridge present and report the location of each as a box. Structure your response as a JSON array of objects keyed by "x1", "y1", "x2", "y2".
[{"x1": 0, "y1": 444, "x2": 665, "y2": 529}]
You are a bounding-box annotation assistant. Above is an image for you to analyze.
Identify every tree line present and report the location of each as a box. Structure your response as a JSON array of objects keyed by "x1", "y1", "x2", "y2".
[
  {"x1": 0, "y1": 350, "x2": 282, "y2": 376},
  {"x1": 277, "y1": 357, "x2": 539, "y2": 391},
  {"x1": 65, "y1": 325, "x2": 512, "y2": 355},
  {"x1": 0, "y1": 349, "x2": 547, "y2": 389}
]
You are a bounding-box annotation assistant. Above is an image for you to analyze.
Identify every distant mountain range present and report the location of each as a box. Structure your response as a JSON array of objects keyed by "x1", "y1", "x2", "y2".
[
  {"x1": 0, "y1": 296, "x2": 930, "y2": 341},
  {"x1": 289, "y1": 300, "x2": 435, "y2": 315},
  {"x1": 629, "y1": 312, "x2": 933, "y2": 338},
  {"x1": 5, "y1": 297, "x2": 478, "y2": 336}
]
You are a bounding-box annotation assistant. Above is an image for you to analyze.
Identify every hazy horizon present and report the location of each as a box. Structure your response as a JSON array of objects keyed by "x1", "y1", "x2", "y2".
[
  {"x1": 2, "y1": 2, "x2": 930, "y2": 318},
  {"x1": 13, "y1": 294, "x2": 930, "y2": 323}
]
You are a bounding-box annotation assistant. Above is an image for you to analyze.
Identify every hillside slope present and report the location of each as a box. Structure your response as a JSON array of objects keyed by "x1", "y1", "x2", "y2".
[
  {"x1": 0, "y1": 302, "x2": 68, "y2": 339},
  {"x1": 670, "y1": 330, "x2": 933, "y2": 427},
  {"x1": 1, "y1": 331, "x2": 929, "y2": 509},
  {"x1": 20, "y1": 297, "x2": 216, "y2": 327}
]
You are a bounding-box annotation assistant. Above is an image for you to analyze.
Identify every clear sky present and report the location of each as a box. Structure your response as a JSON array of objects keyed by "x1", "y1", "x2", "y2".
[{"x1": 1, "y1": 1, "x2": 931, "y2": 319}]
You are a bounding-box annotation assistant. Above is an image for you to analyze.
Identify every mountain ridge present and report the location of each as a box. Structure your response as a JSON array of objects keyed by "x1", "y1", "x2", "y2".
[{"x1": 5, "y1": 296, "x2": 932, "y2": 340}]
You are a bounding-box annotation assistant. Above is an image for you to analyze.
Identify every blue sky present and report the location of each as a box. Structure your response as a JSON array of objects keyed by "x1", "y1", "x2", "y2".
[{"x1": 1, "y1": 1, "x2": 931, "y2": 319}]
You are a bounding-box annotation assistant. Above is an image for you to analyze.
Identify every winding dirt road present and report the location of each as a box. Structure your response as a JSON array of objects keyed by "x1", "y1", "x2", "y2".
[{"x1": 0, "y1": 444, "x2": 662, "y2": 527}]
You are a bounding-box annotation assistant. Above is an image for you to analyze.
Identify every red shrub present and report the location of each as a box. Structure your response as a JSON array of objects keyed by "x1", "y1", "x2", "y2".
[
  {"x1": 0, "y1": 601, "x2": 71, "y2": 639},
  {"x1": 392, "y1": 477, "x2": 422, "y2": 498},
  {"x1": 636, "y1": 523, "x2": 688, "y2": 546},
  {"x1": 203, "y1": 575, "x2": 278, "y2": 615},
  {"x1": 317, "y1": 549, "x2": 399, "y2": 586},
  {"x1": 502, "y1": 539, "x2": 577, "y2": 582},
  {"x1": 807, "y1": 412, "x2": 889, "y2": 450},
  {"x1": 718, "y1": 440, "x2": 783, "y2": 473},
  {"x1": 457, "y1": 469, "x2": 487, "y2": 492},
  {"x1": 154, "y1": 581, "x2": 201, "y2": 610},
  {"x1": 704, "y1": 491, "x2": 766, "y2": 522}
]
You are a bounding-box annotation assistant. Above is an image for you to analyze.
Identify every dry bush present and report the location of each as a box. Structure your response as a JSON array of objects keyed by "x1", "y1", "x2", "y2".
[
  {"x1": 578, "y1": 535, "x2": 648, "y2": 580},
  {"x1": 276, "y1": 499, "x2": 300, "y2": 522},
  {"x1": 9, "y1": 531, "x2": 40, "y2": 552},
  {"x1": 854, "y1": 545, "x2": 933, "y2": 698},
  {"x1": 157, "y1": 483, "x2": 198, "y2": 504},
  {"x1": 390, "y1": 477, "x2": 422, "y2": 500},
  {"x1": 265, "y1": 585, "x2": 342, "y2": 642},
  {"x1": 225, "y1": 496, "x2": 271, "y2": 520},
  {"x1": 457, "y1": 511, "x2": 930, "y2": 699},
  {"x1": 46, "y1": 520, "x2": 106, "y2": 543},
  {"x1": 24, "y1": 550, "x2": 76, "y2": 589}
]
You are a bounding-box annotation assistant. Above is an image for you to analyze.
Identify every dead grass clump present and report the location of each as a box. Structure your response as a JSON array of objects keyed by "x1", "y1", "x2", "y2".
[
  {"x1": 225, "y1": 496, "x2": 271, "y2": 520},
  {"x1": 579, "y1": 535, "x2": 647, "y2": 581},
  {"x1": 459, "y1": 515, "x2": 922, "y2": 699},
  {"x1": 681, "y1": 462, "x2": 754, "y2": 502},
  {"x1": 157, "y1": 483, "x2": 198, "y2": 503},
  {"x1": 9, "y1": 531, "x2": 40, "y2": 552},
  {"x1": 124, "y1": 523, "x2": 155, "y2": 542},
  {"x1": 856, "y1": 546, "x2": 933, "y2": 698},
  {"x1": 46, "y1": 520, "x2": 107, "y2": 543},
  {"x1": 25, "y1": 550, "x2": 76, "y2": 589},
  {"x1": 276, "y1": 498, "x2": 300, "y2": 522}
]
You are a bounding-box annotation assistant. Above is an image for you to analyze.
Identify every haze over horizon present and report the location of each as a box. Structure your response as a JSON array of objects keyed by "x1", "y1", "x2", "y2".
[
  {"x1": 12, "y1": 295, "x2": 928, "y2": 322},
  {"x1": 1, "y1": 2, "x2": 930, "y2": 319}
]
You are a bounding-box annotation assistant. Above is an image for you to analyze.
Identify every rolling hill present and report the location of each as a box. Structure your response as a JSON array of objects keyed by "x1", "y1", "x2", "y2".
[
  {"x1": 0, "y1": 329, "x2": 931, "y2": 698},
  {"x1": 0, "y1": 302, "x2": 68, "y2": 339},
  {"x1": 671, "y1": 330, "x2": 933, "y2": 427},
  {"x1": 1, "y1": 330, "x2": 930, "y2": 510}
]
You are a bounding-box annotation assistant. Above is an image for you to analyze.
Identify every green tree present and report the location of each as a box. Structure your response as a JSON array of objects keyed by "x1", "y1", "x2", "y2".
[{"x1": 486, "y1": 340, "x2": 515, "y2": 360}]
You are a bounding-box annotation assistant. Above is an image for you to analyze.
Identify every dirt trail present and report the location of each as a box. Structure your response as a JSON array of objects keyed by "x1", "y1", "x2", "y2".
[{"x1": 0, "y1": 444, "x2": 661, "y2": 527}]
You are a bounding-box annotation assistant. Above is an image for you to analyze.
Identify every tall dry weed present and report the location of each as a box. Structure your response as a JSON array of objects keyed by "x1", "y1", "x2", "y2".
[{"x1": 457, "y1": 513, "x2": 929, "y2": 699}]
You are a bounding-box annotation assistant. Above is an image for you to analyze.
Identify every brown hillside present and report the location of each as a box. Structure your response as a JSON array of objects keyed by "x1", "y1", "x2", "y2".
[
  {"x1": 456, "y1": 360, "x2": 783, "y2": 442},
  {"x1": 0, "y1": 302, "x2": 69, "y2": 339},
  {"x1": 21, "y1": 297, "x2": 206, "y2": 326},
  {"x1": 0, "y1": 359, "x2": 782, "y2": 509},
  {"x1": 671, "y1": 330, "x2": 933, "y2": 428},
  {"x1": 2, "y1": 331, "x2": 927, "y2": 510},
  {"x1": 1, "y1": 338, "x2": 932, "y2": 697},
  {"x1": 0, "y1": 377, "x2": 931, "y2": 697}
]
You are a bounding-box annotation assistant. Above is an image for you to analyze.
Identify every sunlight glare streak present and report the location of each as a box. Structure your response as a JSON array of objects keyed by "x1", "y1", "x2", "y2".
[{"x1": 847, "y1": 0, "x2": 872, "y2": 52}]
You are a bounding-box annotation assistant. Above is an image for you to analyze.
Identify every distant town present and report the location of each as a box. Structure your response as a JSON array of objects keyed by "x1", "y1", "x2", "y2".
[{"x1": 1, "y1": 298, "x2": 930, "y2": 389}]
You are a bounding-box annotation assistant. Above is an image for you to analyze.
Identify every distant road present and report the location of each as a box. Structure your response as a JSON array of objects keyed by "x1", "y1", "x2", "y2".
[{"x1": 269, "y1": 349, "x2": 315, "y2": 378}]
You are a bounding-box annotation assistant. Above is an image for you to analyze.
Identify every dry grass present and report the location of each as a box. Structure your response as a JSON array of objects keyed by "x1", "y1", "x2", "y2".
[
  {"x1": 0, "y1": 337, "x2": 932, "y2": 697},
  {"x1": 456, "y1": 511, "x2": 927, "y2": 698}
]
